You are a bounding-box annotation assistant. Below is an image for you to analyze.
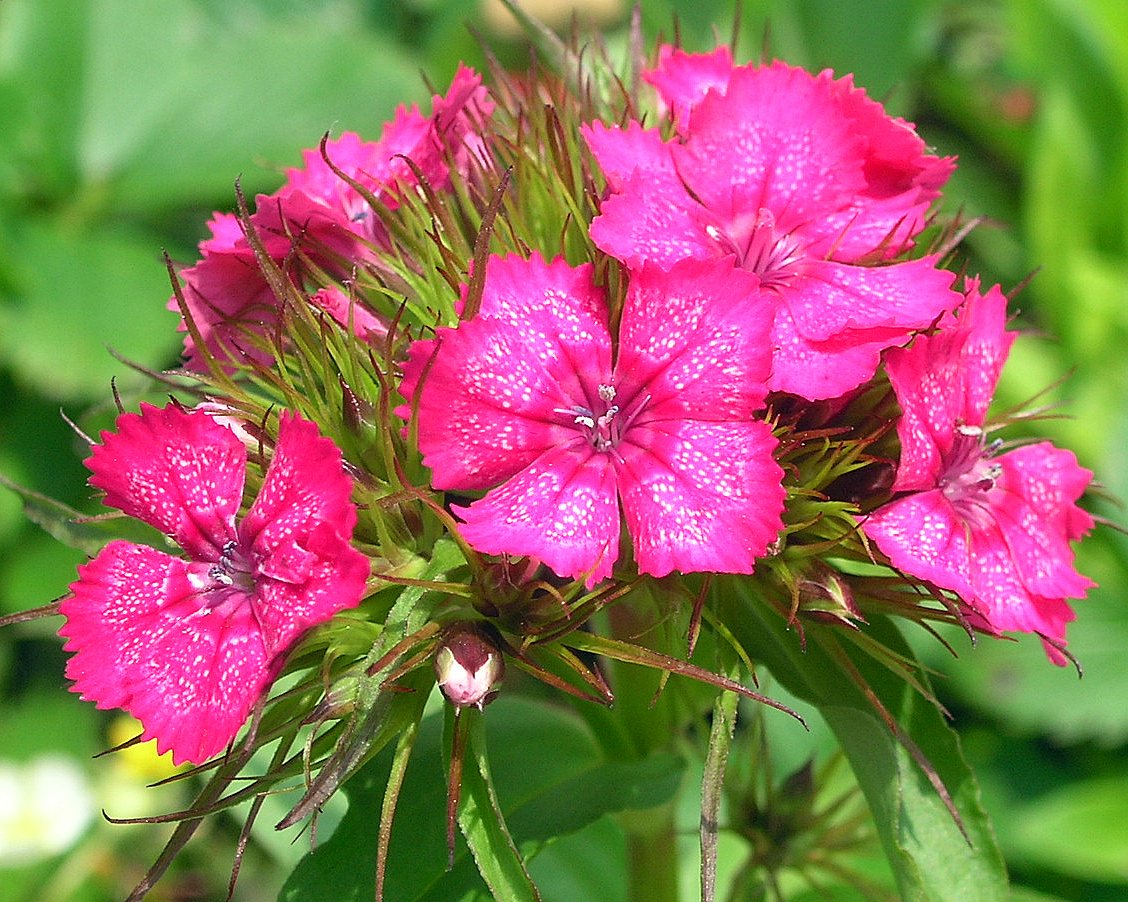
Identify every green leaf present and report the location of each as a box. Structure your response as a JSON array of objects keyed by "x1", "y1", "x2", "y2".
[
  {"x1": 717, "y1": 580, "x2": 1009, "y2": 901},
  {"x1": 0, "y1": 472, "x2": 164, "y2": 559},
  {"x1": 279, "y1": 696, "x2": 685, "y2": 902},
  {"x1": 75, "y1": 0, "x2": 427, "y2": 210},
  {"x1": 1005, "y1": 775, "x2": 1128, "y2": 883},
  {"x1": 0, "y1": 0, "x2": 89, "y2": 198},
  {"x1": 457, "y1": 712, "x2": 541, "y2": 902},
  {"x1": 0, "y1": 219, "x2": 179, "y2": 400}
]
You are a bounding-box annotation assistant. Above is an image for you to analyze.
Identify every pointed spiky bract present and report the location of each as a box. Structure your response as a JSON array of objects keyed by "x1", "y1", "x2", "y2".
[
  {"x1": 586, "y1": 56, "x2": 959, "y2": 399},
  {"x1": 398, "y1": 252, "x2": 785, "y2": 587},
  {"x1": 862, "y1": 282, "x2": 1095, "y2": 664},
  {"x1": 59, "y1": 404, "x2": 369, "y2": 764}
]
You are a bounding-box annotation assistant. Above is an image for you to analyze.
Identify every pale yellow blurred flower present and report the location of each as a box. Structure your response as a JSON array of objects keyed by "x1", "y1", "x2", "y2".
[
  {"x1": 0, "y1": 755, "x2": 94, "y2": 866},
  {"x1": 481, "y1": 0, "x2": 625, "y2": 35}
]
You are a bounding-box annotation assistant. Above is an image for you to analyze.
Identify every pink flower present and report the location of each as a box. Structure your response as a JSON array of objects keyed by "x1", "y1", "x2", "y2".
[
  {"x1": 585, "y1": 58, "x2": 958, "y2": 400},
  {"x1": 173, "y1": 66, "x2": 492, "y2": 371},
  {"x1": 861, "y1": 283, "x2": 1094, "y2": 664},
  {"x1": 59, "y1": 404, "x2": 370, "y2": 764},
  {"x1": 398, "y1": 253, "x2": 785, "y2": 586}
]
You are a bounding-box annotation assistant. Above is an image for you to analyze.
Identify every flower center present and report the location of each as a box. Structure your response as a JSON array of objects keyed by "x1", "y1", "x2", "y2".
[
  {"x1": 704, "y1": 208, "x2": 805, "y2": 290},
  {"x1": 197, "y1": 540, "x2": 258, "y2": 610},
  {"x1": 555, "y1": 383, "x2": 649, "y2": 453},
  {"x1": 939, "y1": 424, "x2": 1002, "y2": 524}
]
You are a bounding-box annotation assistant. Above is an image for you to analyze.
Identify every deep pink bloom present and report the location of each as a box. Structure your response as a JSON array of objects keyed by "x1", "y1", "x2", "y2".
[
  {"x1": 59, "y1": 404, "x2": 370, "y2": 763},
  {"x1": 173, "y1": 66, "x2": 492, "y2": 370},
  {"x1": 586, "y1": 58, "x2": 958, "y2": 399},
  {"x1": 399, "y1": 253, "x2": 785, "y2": 586},
  {"x1": 862, "y1": 282, "x2": 1094, "y2": 664}
]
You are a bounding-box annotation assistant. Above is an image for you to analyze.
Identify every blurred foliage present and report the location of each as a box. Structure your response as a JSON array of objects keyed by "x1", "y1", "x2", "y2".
[{"x1": 1, "y1": 0, "x2": 1126, "y2": 899}]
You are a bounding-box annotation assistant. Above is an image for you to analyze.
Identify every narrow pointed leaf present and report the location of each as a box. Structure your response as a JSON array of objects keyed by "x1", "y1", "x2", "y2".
[{"x1": 716, "y1": 579, "x2": 1008, "y2": 901}]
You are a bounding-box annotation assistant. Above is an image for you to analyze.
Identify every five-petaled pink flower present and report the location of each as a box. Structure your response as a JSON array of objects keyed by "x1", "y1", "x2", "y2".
[
  {"x1": 173, "y1": 66, "x2": 492, "y2": 371},
  {"x1": 398, "y1": 253, "x2": 786, "y2": 586},
  {"x1": 585, "y1": 53, "x2": 959, "y2": 400},
  {"x1": 59, "y1": 404, "x2": 370, "y2": 764},
  {"x1": 861, "y1": 282, "x2": 1094, "y2": 664}
]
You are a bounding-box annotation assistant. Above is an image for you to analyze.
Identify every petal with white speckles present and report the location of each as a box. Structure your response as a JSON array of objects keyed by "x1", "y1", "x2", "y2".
[
  {"x1": 453, "y1": 445, "x2": 620, "y2": 588},
  {"x1": 400, "y1": 312, "x2": 602, "y2": 491},
  {"x1": 241, "y1": 412, "x2": 360, "y2": 578},
  {"x1": 616, "y1": 259, "x2": 772, "y2": 417},
  {"x1": 59, "y1": 541, "x2": 269, "y2": 765},
  {"x1": 991, "y1": 445, "x2": 1095, "y2": 600},
  {"x1": 862, "y1": 491, "x2": 975, "y2": 601},
  {"x1": 86, "y1": 403, "x2": 244, "y2": 560},
  {"x1": 617, "y1": 419, "x2": 784, "y2": 577}
]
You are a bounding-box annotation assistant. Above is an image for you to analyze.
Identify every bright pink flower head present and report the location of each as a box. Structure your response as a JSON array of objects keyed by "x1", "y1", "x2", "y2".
[
  {"x1": 59, "y1": 404, "x2": 370, "y2": 764},
  {"x1": 586, "y1": 58, "x2": 958, "y2": 400},
  {"x1": 398, "y1": 253, "x2": 785, "y2": 587},
  {"x1": 172, "y1": 66, "x2": 493, "y2": 371},
  {"x1": 861, "y1": 282, "x2": 1095, "y2": 664},
  {"x1": 276, "y1": 65, "x2": 493, "y2": 244}
]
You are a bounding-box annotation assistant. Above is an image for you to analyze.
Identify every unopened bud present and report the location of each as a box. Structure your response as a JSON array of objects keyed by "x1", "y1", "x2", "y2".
[
  {"x1": 434, "y1": 626, "x2": 504, "y2": 710},
  {"x1": 795, "y1": 564, "x2": 864, "y2": 629}
]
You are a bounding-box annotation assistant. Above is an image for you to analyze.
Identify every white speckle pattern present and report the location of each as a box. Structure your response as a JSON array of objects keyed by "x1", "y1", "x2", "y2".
[
  {"x1": 406, "y1": 254, "x2": 785, "y2": 586},
  {"x1": 863, "y1": 283, "x2": 1093, "y2": 663},
  {"x1": 61, "y1": 406, "x2": 369, "y2": 764},
  {"x1": 587, "y1": 59, "x2": 958, "y2": 400}
]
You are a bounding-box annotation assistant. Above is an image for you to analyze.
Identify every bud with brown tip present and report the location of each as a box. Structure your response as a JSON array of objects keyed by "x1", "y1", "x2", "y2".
[{"x1": 434, "y1": 625, "x2": 505, "y2": 710}]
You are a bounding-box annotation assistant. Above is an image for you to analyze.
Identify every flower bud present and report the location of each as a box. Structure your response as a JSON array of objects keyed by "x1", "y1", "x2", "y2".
[
  {"x1": 434, "y1": 626, "x2": 504, "y2": 710},
  {"x1": 795, "y1": 563, "x2": 865, "y2": 629}
]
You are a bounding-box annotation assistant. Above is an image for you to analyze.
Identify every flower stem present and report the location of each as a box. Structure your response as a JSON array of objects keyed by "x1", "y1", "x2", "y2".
[{"x1": 622, "y1": 802, "x2": 680, "y2": 902}]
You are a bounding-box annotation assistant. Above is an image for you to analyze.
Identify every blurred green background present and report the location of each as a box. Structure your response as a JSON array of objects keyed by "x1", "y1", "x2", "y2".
[{"x1": 1, "y1": 0, "x2": 1126, "y2": 898}]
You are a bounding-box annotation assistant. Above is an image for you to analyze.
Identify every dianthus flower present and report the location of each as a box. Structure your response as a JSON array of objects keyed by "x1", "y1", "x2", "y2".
[
  {"x1": 173, "y1": 66, "x2": 492, "y2": 370},
  {"x1": 399, "y1": 253, "x2": 785, "y2": 586},
  {"x1": 585, "y1": 54, "x2": 958, "y2": 400},
  {"x1": 861, "y1": 282, "x2": 1094, "y2": 664},
  {"x1": 59, "y1": 404, "x2": 370, "y2": 764}
]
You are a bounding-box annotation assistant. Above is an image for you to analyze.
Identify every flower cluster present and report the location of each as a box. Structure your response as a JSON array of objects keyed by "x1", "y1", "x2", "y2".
[{"x1": 22, "y1": 25, "x2": 1099, "y2": 902}]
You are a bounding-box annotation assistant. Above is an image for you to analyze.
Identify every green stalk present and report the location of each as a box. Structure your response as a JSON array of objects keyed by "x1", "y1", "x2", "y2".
[
  {"x1": 607, "y1": 603, "x2": 683, "y2": 902},
  {"x1": 622, "y1": 801, "x2": 681, "y2": 902}
]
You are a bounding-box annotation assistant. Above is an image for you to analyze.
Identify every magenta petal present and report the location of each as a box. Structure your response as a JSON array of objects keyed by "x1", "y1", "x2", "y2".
[
  {"x1": 60, "y1": 542, "x2": 269, "y2": 765},
  {"x1": 953, "y1": 283, "x2": 1016, "y2": 425},
  {"x1": 589, "y1": 168, "x2": 714, "y2": 269},
  {"x1": 617, "y1": 419, "x2": 784, "y2": 577},
  {"x1": 679, "y1": 63, "x2": 868, "y2": 228},
  {"x1": 400, "y1": 314, "x2": 595, "y2": 491},
  {"x1": 583, "y1": 121, "x2": 676, "y2": 191},
  {"x1": 454, "y1": 445, "x2": 620, "y2": 587},
  {"x1": 87, "y1": 404, "x2": 245, "y2": 560},
  {"x1": 991, "y1": 444, "x2": 1095, "y2": 599},
  {"x1": 172, "y1": 242, "x2": 282, "y2": 371},
  {"x1": 616, "y1": 259, "x2": 772, "y2": 416},
  {"x1": 862, "y1": 491, "x2": 975, "y2": 601},
  {"x1": 884, "y1": 282, "x2": 1016, "y2": 490},
  {"x1": 769, "y1": 305, "x2": 897, "y2": 399},
  {"x1": 784, "y1": 256, "x2": 958, "y2": 342},
  {"x1": 643, "y1": 45, "x2": 735, "y2": 127},
  {"x1": 241, "y1": 412, "x2": 357, "y2": 557},
  {"x1": 966, "y1": 522, "x2": 1076, "y2": 657},
  {"x1": 468, "y1": 254, "x2": 612, "y2": 371},
  {"x1": 254, "y1": 520, "x2": 371, "y2": 652}
]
